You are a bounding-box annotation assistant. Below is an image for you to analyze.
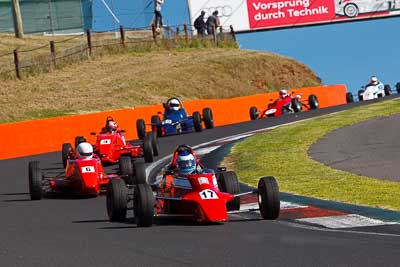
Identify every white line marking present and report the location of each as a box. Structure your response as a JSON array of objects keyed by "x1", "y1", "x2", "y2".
[
  {"x1": 194, "y1": 146, "x2": 221, "y2": 156},
  {"x1": 296, "y1": 214, "x2": 397, "y2": 229}
]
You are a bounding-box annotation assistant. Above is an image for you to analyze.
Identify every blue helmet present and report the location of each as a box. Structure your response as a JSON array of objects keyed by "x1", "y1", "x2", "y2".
[{"x1": 176, "y1": 151, "x2": 196, "y2": 174}]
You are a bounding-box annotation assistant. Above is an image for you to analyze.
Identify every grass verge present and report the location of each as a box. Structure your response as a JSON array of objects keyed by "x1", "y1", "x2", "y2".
[{"x1": 224, "y1": 99, "x2": 400, "y2": 210}]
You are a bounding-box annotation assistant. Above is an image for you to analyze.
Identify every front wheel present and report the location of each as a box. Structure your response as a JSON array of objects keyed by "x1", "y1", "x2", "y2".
[
  {"x1": 258, "y1": 176, "x2": 280, "y2": 220},
  {"x1": 249, "y1": 106, "x2": 258, "y2": 120},
  {"x1": 134, "y1": 184, "x2": 155, "y2": 227},
  {"x1": 218, "y1": 171, "x2": 240, "y2": 211},
  {"x1": 106, "y1": 178, "x2": 128, "y2": 222},
  {"x1": 150, "y1": 131, "x2": 159, "y2": 156},
  {"x1": 291, "y1": 98, "x2": 302, "y2": 112},
  {"x1": 202, "y1": 108, "x2": 214, "y2": 129},
  {"x1": 308, "y1": 95, "x2": 319, "y2": 110},
  {"x1": 346, "y1": 92, "x2": 354, "y2": 103},
  {"x1": 61, "y1": 143, "x2": 73, "y2": 169},
  {"x1": 151, "y1": 115, "x2": 162, "y2": 137},
  {"x1": 344, "y1": 3, "x2": 359, "y2": 17},
  {"x1": 74, "y1": 136, "x2": 87, "y2": 149},
  {"x1": 358, "y1": 89, "x2": 364, "y2": 101},
  {"x1": 29, "y1": 161, "x2": 43, "y2": 200},
  {"x1": 384, "y1": 85, "x2": 392, "y2": 96},
  {"x1": 133, "y1": 162, "x2": 147, "y2": 185}
]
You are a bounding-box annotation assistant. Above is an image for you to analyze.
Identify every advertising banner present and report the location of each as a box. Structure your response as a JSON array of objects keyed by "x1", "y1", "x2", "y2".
[{"x1": 187, "y1": 0, "x2": 400, "y2": 32}]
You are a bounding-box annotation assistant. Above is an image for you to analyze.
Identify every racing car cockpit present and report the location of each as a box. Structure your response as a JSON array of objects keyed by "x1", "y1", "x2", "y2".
[{"x1": 163, "y1": 97, "x2": 188, "y2": 120}]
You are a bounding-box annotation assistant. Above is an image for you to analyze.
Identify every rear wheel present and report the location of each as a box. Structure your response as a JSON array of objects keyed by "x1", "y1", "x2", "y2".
[
  {"x1": 29, "y1": 161, "x2": 43, "y2": 200},
  {"x1": 346, "y1": 92, "x2": 354, "y2": 103},
  {"x1": 193, "y1": 112, "x2": 202, "y2": 132},
  {"x1": 136, "y1": 119, "x2": 146, "y2": 140},
  {"x1": 134, "y1": 184, "x2": 155, "y2": 227},
  {"x1": 61, "y1": 143, "x2": 73, "y2": 168},
  {"x1": 344, "y1": 3, "x2": 359, "y2": 17},
  {"x1": 143, "y1": 133, "x2": 154, "y2": 163},
  {"x1": 151, "y1": 115, "x2": 162, "y2": 137},
  {"x1": 249, "y1": 106, "x2": 258, "y2": 120},
  {"x1": 384, "y1": 85, "x2": 392, "y2": 96},
  {"x1": 133, "y1": 162, "x2": 147, "y2": 185},
  {"x1": 291, "y1": 98, "x2": 302, "y2": 112},
  {"x1": 202, "y1": 108, "x2": 214, "y2": 129},
  {"x1": 396, "y1": 82, "x2": 400, "y2": 94},
  {"x1": 218, "y1": 171, "x2": 240, "y2": 211},
  {"x1": 119, "y1": 155, "x2": 133, "y2": 185},
  {"x1": 308, "y1": 95, "x2": 319, "y2": 109},
  {"x1": 358, "y1": 89, "x2": 364, "y2": 101},
  {"x1": 258, "y1": 176, "x2": 280, "y2": 220},
  {"x1": 74, "y1": 136, "x2": 86, "y2": 149},
  {"x1": 106, "y1": 179, "x2": 127, "y2": 222}
]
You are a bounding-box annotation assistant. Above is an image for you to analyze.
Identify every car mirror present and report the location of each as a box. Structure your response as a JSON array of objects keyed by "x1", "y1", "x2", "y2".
[
  {"x1": 90, "y1": 132, "x2": 96, "y2": 136},
  {"x1": 157, "y1": 111, "x2": 162, "y2": 115},
  {"x1": 120, "y1": 130, "x2": 126, "y2": 133}
]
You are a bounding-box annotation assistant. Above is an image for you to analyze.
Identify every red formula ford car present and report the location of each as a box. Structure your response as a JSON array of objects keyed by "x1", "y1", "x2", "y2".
[
  {"x1": 106, "y1": 145, "x2": 280, "y2": 227},
  {"x1": 28, "y1": 142, "x2": 145, "y2": 200},
  {"x1": 250, "y1": 89, "x2": 319, "y2": 120}
]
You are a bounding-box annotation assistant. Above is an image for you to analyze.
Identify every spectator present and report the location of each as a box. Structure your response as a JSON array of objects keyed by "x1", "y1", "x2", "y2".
[
  {"x1": 154, "y1": 0, "x2": 164, "y2": 29},
  {"x1": 206, "y1": 10, "x2": 220, "y2": 35},
  {"x1": 194, "y1": 11, "x2": 206, "y2": 36}
]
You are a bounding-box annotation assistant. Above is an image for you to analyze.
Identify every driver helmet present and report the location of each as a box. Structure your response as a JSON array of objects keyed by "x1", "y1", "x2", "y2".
[
  {"x1": 76, "y1": 142, "x2": 93, "y2": 159},
  {"x1": 279, "y1": 89, "x2": 289, "y2": 98},
  {"x1": 107, "y1": 120, "x2": 118, "y2": 132},
  {"x1": 168, "y1": 99, "x2": 181, "y2": 111},
  {"x1": 370, "y1": 76, "x2": 378, "y2": 85},
  {"x1": 176, "y1": 151, "x2": 196, "y2": 174}
]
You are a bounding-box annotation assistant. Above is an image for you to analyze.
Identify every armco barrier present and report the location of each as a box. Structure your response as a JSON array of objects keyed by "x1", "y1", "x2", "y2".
[{"x1": 1, "y1": 84, "x2": 346, "y2": 160}]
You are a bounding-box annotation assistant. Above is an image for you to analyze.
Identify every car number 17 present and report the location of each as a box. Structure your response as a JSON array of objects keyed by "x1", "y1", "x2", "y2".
[{"x1": 199, "y1": 189, "x2": 218, "y2": 200}]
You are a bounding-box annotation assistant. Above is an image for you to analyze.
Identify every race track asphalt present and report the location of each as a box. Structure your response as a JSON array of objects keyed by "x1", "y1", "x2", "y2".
[
  {"x1": 1, "y1": 98, "x2": 400, "y2": 267},
  {"x1": 309, "y1": 112, "x2": 400, "y2": 181}
]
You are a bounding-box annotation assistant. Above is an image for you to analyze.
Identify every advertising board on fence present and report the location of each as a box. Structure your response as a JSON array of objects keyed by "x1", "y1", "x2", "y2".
[{"x1": 187, "y1": 0, "x2": 400, "y2": 32}]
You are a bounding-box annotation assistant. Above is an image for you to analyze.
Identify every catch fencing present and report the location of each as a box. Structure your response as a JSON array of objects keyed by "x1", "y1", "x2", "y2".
[{"x1": 0, "y1": 24, "x2": 237, "y2": 80}]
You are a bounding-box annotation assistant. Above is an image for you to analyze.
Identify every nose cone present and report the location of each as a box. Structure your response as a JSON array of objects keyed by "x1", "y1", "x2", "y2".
[{"x1": 82, "y1": 174, "x2": 100, "y2": 195}]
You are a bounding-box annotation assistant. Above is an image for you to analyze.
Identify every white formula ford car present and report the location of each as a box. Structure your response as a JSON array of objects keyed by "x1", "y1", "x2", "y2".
[{"x1": 335, "y1": 0, "x2": 397, "y2": 18}]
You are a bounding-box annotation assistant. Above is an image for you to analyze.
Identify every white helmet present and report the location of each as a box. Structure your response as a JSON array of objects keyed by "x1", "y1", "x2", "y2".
[
  {"x1": 370, "y1": 76, "x2": 378, "y2": 85},
  {"x1": 76, "y1": 142, "x2": 93, "y2": 159},
  {"x1": 279, "y1": 89, "x2": 288, "y2": 98},
  {"x1": 168, "y1": 99, "x2": 180, "y2": 111},
  {"x1": 107, "y1": 120, "x2": 118, "y2": 132}
]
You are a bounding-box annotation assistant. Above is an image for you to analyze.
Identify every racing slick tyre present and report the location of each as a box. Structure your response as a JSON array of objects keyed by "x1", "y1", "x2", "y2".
[
  {"x1": 249, "y1": 106, "x2": 259, "y2": 120},
  {"x1": 134, "y1": 184, "x2": 155, "y2": 227},
  {"x1": 143, "y1": 133, "x2": 154, "y2": 163},
  {"x1": 308, "y1": 95, "x2": 319, "y2": 109},
  {"x1": 150, "y1": 131, "x2": 159, "y2": 156},
  {"x1": 136, "y1": 119, "x2": 146, "y2": 140},
  {"x1": 193, "y1": 112, "x2": 202, "y2": 132},
  {"x1": 202, "y1": 108, "x2": 214, "y2": 129},
  {"x1": 346, "y1": 92, "x2": 354, "y2": 103},
  {"x1": 119, "y1": 155, "x2": 134, "y2": 185},
  {"x1": 358, "y1": 89, "x2": 364, "y2": 101},
  {"x1": 74, "y1": 136, "x2": 87, "y2": 149},
  {"x1": 396, "y1": 82, "x2": 400, "y2": 94},
  {"x1": 151, "y1": 115, "x2": 162, "y2": 137},
  {"x1": 344, "y1": 3, "x2": 359, "y2": 17},
  {"x1": 61, "y1": 143, "x2": 73, "y2": 169},
  {"x1": 291, "y1": 98, "x2": 302, "y2": 112},
  {"x1": 384, "y1": 85, "x2": 392, "y2": 96},
  {"x1": 133, "y1": 162, "x2": 147, "y2": 185},
  {"x1": 106, "y1": 178, "x2": 127, "y2": 222},
  {"x1": 258, "y1": 176, "x2": 280, "y2": 220},
  {"x1": 29, "y1": 161, "x2": 43, "y2": 200},
  {"x1": 218, "y1": 171, "x2": 240, "y2": 211}
]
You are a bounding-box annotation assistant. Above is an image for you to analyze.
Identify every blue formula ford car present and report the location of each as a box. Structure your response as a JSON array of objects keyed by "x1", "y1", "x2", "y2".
[{"x1": 136, "y1": 97, "x2": 214, "y2": 138}]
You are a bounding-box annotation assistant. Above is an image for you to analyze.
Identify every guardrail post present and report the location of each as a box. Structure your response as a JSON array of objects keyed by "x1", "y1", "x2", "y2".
[
  {"x1": 13, "y1": 49, "x2": 20, "y2": 79},
  {"x1": 212, "y1": 25, "x2": 217, "y2": 46},
  {"x1": 86, "y1": 29, "x2": 92, "y2": 57},
  {"x1": 50, "y1": 40, "x2": 56, "y2": 69},
  {"x1": 120, "y1": 25, "x2": 126, "y2": 48},
  {"x1": 151, "y1": 23, "x2": 157, "y2": 44},
  {"x1": 230, "y1": 25, "x2": 236, "y2": 42},
  {"x1": 183, "y1": 23, "x2": 188, "y2": 43}
]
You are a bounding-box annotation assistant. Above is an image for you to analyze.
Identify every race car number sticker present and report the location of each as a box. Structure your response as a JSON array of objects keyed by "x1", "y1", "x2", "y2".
[
  {"x1": 82, "y1": 166, "x2": 95, "y2": 173},
  {"x1": 198, "y1": 177, "x2": 209, "y2": 185},
  {"x1": 100, "y1": 139, "x2": 111, "y2": 145},
  {"x1": 163, "y1": 119, "x2": 172, "y2": 124},
  {"x1": 199, "y1": 189, "x2": 218, "y2": 200}
]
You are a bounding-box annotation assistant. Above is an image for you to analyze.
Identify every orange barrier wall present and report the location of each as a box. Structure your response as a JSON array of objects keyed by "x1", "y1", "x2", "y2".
[{"x1": 1, "y1": 84, "x2": 346, "y2": 160}]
